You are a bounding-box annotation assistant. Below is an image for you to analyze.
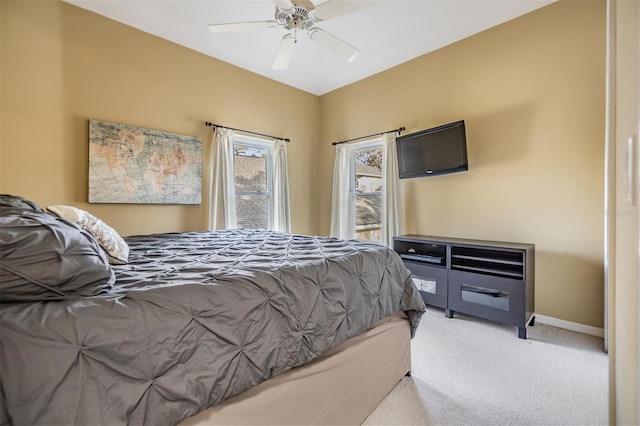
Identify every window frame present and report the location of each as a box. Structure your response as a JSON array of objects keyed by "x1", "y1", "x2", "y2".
[
  {"x1": 232, "y1": 133, "x2": 274, "y2": 230},
  {"x1": 347, "y1": 137, "x2": 384, "y2": 241}
]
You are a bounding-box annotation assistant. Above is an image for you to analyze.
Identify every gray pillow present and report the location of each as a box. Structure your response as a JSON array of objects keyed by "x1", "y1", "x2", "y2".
[
  {"x1": 0, "y1": 210, "x2": 115, "y2": 302},
  {"x1": 0, "y1": 194, "x2": 43, "y2": 213}
]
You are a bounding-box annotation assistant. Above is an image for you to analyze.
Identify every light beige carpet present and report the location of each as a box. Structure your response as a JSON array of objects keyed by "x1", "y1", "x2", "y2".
[{"x1": 364, "y1": 307, "x2": 608, "y2": 425}]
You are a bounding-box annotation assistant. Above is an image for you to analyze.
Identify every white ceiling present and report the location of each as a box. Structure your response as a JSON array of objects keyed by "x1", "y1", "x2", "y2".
[{"x1": 64, "y1": 0, "x2": 555, "y2": 96}]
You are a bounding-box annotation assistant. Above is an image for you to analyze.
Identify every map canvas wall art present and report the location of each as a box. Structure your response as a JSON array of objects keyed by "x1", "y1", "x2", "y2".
[{"x1": 89, "y1": 120, "x2": 202, "y2": 204}]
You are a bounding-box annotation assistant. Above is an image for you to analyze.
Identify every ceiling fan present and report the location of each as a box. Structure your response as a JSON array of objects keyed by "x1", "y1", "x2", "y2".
[{"x1": 207, "y1": 0, "x2": 378, "y2": 70}]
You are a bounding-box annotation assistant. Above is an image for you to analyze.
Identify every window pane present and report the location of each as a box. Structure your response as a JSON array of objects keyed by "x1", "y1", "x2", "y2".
[
  {"x1": 351, "y1": 145, "x2": 383, "y2": 242},
  {"x1": 355, "y1": 194, "x2": 382, "y2": 242},
  {"x1": 234, "y1": 146, "x2": 267, "y2": 192},
  {"x1": 234, "y1": 143, "x2": 269, "y2": 229},
  {"x1": 236, "y1": 194, "x2": 268, "y2": 229},
  {"x1": 354, "y1": 148, "x2": 383, "y2": 193}
]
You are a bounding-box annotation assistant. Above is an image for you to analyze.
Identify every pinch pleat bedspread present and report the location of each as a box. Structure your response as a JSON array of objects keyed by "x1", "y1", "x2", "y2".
[{"x1": 0, "y1": 229, "x2": 425, "y2": 425}]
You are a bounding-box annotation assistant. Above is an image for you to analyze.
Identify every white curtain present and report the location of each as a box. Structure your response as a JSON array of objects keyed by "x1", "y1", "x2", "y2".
[
  {"x1": 330, "y1": 143, "x2": 350, "y2": 239},
  {"x1": 330, "y1": 135, "x2": 403, "y2": 244},
  {"x1": 208, "y1": 126, "x2": 236, "y2": 230},
  {"x1": 272, "y1": 138, "x2": 291, "y2": 233},
  {"x1": 381, "y1": 131, "x2": 404, "y2": 247}
]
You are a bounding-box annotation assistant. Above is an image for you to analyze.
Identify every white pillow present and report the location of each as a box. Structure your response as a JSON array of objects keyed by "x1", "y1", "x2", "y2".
[{"x1": 47, "y1": 205, "x2": 129, "y2": 264}]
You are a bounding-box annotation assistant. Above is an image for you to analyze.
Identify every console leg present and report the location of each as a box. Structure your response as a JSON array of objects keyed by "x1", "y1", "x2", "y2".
[
  {"x1": 445, "y1": 309, "x2": 454, "y2": 318},
  {"x1": 518, "y1": 327, "x2": 527, "y2": 339}
]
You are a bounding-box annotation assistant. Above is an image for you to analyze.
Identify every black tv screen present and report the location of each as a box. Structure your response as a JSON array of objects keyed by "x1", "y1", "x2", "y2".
[{"x1": 396, "y1": 120, "x2": 468, "y2": 179}]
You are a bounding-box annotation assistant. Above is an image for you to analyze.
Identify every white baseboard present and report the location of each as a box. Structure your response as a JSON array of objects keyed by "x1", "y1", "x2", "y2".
[{"x1": 534, "y1": 314, "x2": 605, "y2": 338}]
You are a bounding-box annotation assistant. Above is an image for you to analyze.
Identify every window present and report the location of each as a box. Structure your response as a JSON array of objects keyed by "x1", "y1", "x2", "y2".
[
  {"x1": 233, "y1": 135, "x2": 273, "y2": 230},
  {"x1": 331, "y1": 131, "x2": 403, "y2": 247},
  {"x1": 350, "y1": 140, "x2": 383, "y2": 242},
  {"x1": 210, "y1": 127, "x2": 290, "y2": 232}
]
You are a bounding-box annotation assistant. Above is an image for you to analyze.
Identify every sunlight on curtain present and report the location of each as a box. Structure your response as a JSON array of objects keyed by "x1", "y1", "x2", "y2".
[
  {"x1": 272, "y1": 138, "x2": 291, "y2": 233},
  {"x1": 208, "y1": 127, "x2": 236, "y2": 230},
  {"x1": 330, "y1": 144, "x2": 350, "y2": 239},
  {"x1": 381, "y1": 131, "x2": 404, "y2": 247}
]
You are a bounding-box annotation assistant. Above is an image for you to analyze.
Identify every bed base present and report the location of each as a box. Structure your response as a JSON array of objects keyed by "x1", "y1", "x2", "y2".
[{"x1": 180, "y1": 312, "x2": 411, "y2": 425}]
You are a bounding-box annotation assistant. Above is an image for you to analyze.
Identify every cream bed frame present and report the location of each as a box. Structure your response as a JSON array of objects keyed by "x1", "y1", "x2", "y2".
[{"x1": 180, "y1": 312, "x2": 411, "y2": 425}]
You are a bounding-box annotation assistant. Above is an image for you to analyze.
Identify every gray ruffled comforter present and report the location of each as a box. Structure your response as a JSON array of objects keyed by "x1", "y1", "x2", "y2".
[{"x1": 0, "y1": 229, "x2": 425, "y2": 425}]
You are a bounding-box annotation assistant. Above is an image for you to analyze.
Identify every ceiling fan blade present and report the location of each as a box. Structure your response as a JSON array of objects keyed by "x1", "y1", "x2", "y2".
[
  {"x1": 207, "y1": 20, "x2": 277, "y2": 33},
  {"x1": 272, "y1": 34, "x2": 297, "y2": 70},
  {"x1": 272, "y1": 0, "x2": 294, "y2": 12},
  {"x1": 310, "y1": 0, "x2": 378, "y2": 22},
  {"x1": 307, "y1": 27, "x2": 360, "y2": 63}
]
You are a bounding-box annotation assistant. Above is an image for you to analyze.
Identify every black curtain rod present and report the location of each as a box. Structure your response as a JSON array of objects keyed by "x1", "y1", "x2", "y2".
[
  {"x1": 332, "y1": 126, "x2": 406, "y2": 146},
  {"x1": 205, "y1": 122, "x2": 290, "y2": 142}
]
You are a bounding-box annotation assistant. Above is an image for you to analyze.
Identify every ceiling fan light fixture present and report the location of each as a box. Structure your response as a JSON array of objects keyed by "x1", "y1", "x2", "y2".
[
  {"x1": 275, "y1": 0, "x2": 314, "y2": 31},
  {"x1": 208, "y1": 0, "x2": 377, "y2": 70}
]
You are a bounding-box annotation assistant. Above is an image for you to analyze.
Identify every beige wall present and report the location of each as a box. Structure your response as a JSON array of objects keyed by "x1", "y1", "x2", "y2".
[
  {"x1": 1, "y1": 1, "x2": 607, "y2": 329},
  {"x1": 0, "y1": 0, "x2": 320, "y2": 236},
  {"x1": 319, "y1": 0, "x2": 606, "y2": 328}
]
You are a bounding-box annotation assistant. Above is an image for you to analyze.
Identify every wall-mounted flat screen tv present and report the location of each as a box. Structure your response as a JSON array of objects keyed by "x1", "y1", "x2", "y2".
[{"x1": 396, "y1": 120, "x2": 468, "y2": 179}]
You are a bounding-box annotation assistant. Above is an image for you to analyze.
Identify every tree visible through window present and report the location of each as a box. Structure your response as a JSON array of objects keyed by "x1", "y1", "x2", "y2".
[
  {"x1": 233, "y1": 141, "x2": 272, "y2": 229},
  {"x1": 352, "y1": 145, "x2": 383, "y2": 242}
]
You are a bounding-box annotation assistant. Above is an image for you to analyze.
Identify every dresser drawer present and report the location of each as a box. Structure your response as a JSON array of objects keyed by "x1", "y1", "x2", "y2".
[
  {"x1": 448, "y1": 269, "x2": 526, "y2": 327},
  {"x1": 403, "y1": 260, "x2": 447, "y2": 309}
]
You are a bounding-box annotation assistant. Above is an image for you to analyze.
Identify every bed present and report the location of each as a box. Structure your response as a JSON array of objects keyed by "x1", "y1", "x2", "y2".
[{"x1": 0, "y1": 194, "x2": 426, "y2": 425}]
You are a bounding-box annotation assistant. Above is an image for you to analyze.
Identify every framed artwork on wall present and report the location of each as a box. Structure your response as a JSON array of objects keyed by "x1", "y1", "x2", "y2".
[{"x1": 88, "y1": 119, "x2": 202, "y2": 204}]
